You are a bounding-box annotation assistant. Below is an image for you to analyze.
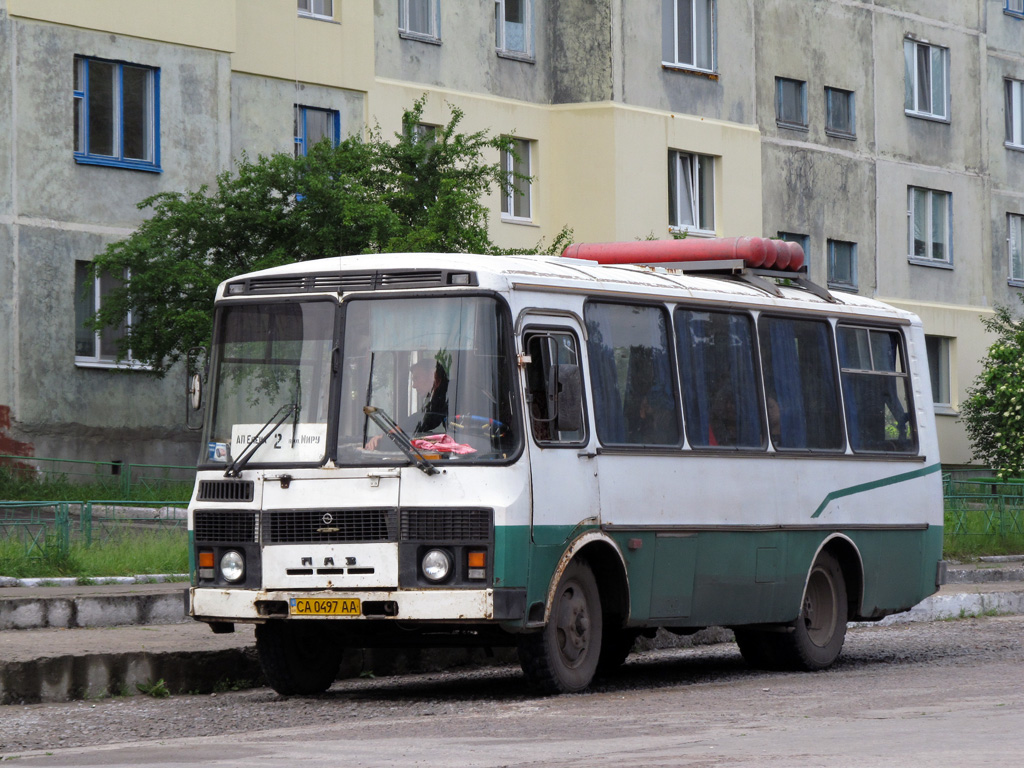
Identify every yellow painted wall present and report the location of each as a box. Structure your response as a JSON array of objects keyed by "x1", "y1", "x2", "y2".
[
  {"x1": 8, "y1": 0, "x2": 235, "y2": 52},
  {"x1": 233, "y1": 0, "x2": 373, "y2": 92}
]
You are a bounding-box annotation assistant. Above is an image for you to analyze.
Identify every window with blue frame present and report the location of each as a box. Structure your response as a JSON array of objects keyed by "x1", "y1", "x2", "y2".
[
  {"x1": 294, "y1": 105, "x2": 340, "y2": 157},
  {"x1": 1006, "y1": 0, "x2": 1024, "y2": 19},
  {"x1": 73, "y1": 56, "x2": 160, "y2": 171}
]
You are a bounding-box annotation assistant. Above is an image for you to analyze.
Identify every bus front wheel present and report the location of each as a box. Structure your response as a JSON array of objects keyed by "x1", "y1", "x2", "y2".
[
  {"x1": 255, "y1": 620, "x2": 344, "y2": 695},
  {"x1": 517, "y1": 558, "x2": 603, "y2": 694}
]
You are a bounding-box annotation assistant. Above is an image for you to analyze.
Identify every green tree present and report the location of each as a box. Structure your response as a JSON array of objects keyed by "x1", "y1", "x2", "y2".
[
  {"x1": 960, "y1": 298, "x2": 1024, "y2": 479},
  {"x1": 87, "y1": 97, "x2": 522, "y2": 376}
]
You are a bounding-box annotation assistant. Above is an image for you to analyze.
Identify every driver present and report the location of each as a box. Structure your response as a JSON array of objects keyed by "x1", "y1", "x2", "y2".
[{"x1": 366, "y1": 358, "x2": 449, "y2": 450}]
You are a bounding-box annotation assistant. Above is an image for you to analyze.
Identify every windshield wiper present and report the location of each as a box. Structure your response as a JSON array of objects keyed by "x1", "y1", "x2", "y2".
[
  {"x1": 224, "y1": 402, "x2": 297, "y2": 478},
  {"x1": 363, "y1": 406, "x2": 439, "y2": 476}
]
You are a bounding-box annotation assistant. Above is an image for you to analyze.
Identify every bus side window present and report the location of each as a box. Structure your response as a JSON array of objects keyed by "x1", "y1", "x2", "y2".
[
  {"x1": 676, "y1": 308, "x2": 764, "y2": 449},
  {"x1": 524, "y1": 332, "x2": 586, "y2": 444},
  {"x1": 584, "y1": 302, "x2": 681, "y2": 447},
  {"x1": 837, "y1": 326, "x2": 918, "y2": 453},
  {"x1": 759, "y1": 316, "x2": 844, "y2": 451}
]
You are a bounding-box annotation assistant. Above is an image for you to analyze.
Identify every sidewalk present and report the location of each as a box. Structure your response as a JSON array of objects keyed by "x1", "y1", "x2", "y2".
[{"x1": 1, "y1": 561, "x2": 1021, "y2": 704}]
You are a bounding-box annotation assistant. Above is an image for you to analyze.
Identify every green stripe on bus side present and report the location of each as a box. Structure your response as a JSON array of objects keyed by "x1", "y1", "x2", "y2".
[{"x1": 810, "y1": 462, "x2": 942, "y2": 519}]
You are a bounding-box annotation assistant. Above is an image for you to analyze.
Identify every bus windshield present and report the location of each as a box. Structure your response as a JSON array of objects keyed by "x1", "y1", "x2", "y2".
[
  {"x1": 336, "y1": 295, "x2": 519, "y2": 465},
  {"x1": 204, "y1": 301, "x2": 335, "y2": 468}
]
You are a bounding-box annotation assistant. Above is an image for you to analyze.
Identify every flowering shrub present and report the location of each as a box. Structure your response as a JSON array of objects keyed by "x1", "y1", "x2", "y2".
[{"x1": 961, "y1": 300, "x2": 1024, "y2": 479}]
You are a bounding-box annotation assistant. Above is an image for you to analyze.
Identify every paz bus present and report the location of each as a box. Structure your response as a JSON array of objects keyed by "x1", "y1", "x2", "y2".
[{"x1": 186, "y1": 237, "x2": 945, "y2": 694}]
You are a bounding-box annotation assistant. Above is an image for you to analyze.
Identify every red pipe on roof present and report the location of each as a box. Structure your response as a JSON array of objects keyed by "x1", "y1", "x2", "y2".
[{"x1": 561, "y1": 236, "x2": 805, "y2": 272}]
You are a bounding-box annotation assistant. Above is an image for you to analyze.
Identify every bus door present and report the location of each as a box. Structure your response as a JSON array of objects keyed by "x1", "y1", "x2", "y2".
[{"x1": 521, "y1": 322, "x2": 599, "y2": 546}]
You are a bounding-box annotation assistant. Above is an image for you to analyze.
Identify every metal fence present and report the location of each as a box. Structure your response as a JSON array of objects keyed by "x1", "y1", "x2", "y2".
[{"x1": 0, "y1": 454, "x2": 195, "y2": 500}]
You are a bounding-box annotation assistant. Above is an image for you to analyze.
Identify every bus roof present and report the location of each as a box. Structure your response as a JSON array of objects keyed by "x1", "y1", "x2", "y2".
[{"x1": 216, "y1": 251, "x2": 918, "y2": 324}]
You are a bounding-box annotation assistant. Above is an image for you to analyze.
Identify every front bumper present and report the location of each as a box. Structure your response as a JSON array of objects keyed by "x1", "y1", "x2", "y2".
[{"x1": 190, "y1": 586, "x2": 526, "y2": 623}]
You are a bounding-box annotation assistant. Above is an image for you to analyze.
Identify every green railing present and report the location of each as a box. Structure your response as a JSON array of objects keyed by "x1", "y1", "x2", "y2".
[
  {"x1": 944, "y1": 473, "x2": 1024, "y2": 539},
  {"x1": 0, "y1": 454, "x2": 194, "y2": 500}
]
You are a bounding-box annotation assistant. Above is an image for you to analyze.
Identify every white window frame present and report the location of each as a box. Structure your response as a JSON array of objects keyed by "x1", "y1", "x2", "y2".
[
  {"x1": 1009, "y1": 213, "x2": 1024, "y2": 286},
  {"x1": 294, "y1": 105, "x2": 340, "y2": 157},
  {"x1": 661, "y1": 0, "x2": 716, "y2": 73},
  {"x1": 1005, "y1": 78, "x2": 1024, "y2": 149},
  {"x1": 399, "y1": 0, "x2": 441, "y2": 42},
  {"x1": 908, "y1": 186, "x2": 952, "y2": 266},
  {"x1": 776, "y1": 77, "x2": 808, "y2": 130},
  {"x1": 904, "y1": 39, "x2": 949, "y2": 121},
  {"x1": 297, "y1": 0, "x2": 333, "y2": 20},
  {"x1": 495, "y1": 0, "x2": 533, "y2": 59},
  {"x1": 668, "y1": 150, "x2": 715, "y2": 236},
  {"x1": 825, "y1": 86, "x2": 856, "y2": 138},
  {"x1": 73, "y1": 55, "x2": 160, "y2": 172},
  {"x1": 925, "y1": 335, "x2": 952, "y2": 410},
  {"x1": 75, "y1": 261, "x2": 145, "y2": 370},
  {"x1": 501, "y1": 137, "x2": 532, "y2": 223},
  {"x1": 827, "y1": 239, "x2": 858, "y2": 291}
]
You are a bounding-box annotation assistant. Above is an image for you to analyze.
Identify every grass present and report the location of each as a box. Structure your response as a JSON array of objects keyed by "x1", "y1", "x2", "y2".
[
  {"x1": 0, "y1": 465, "x2": 192, "y2": 504},
  {"x1": 0, "y1": 529, "x2": 188, "y2": 579}
]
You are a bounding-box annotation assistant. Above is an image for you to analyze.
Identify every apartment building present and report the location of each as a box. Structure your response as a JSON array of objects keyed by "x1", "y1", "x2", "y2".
[{"x1": 1, "y1": 0, "x2": 1020, "y2": 470}]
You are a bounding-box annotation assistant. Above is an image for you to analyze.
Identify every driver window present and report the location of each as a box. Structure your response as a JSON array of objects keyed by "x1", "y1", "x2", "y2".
[{"x1": 524, "y1": 331, "x2": 586, "y2": 445}]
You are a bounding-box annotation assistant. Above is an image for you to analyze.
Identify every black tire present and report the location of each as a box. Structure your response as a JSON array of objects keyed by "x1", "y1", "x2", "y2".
[
  {"x1": 255, "y1": 621, "x2": 344, "y2": 695},
  {"x1": 517, "y1": 558, "x2": 603, "y2": 694},
  {"x1": 774, "y1": 551, "x2": 848, "y2": 671}
]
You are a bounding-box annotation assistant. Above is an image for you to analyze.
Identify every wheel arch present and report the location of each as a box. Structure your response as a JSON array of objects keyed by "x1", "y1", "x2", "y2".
[
  {"x1": 542, "y1": 532, "x2": 630, "y2": 629},
  {"x1": 809, "y1": 533, "x2": 865, "y2": 621}
]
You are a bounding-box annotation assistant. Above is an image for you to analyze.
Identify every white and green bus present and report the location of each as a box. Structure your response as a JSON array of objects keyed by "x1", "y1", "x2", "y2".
[{"x1": 187, "y1": 237, "x2": 945, "y2": 694}]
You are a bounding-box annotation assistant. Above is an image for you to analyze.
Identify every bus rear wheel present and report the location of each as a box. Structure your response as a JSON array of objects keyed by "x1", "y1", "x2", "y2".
[
  {"x1": 517, "y1": 558, "x2": 603, "y2": 694},
  {"x1": 255, "y1": 620, "x2": 344, "y2": 695},
  {"x1": 776, "y1": 551, "x2": 848, "y2": 671}
]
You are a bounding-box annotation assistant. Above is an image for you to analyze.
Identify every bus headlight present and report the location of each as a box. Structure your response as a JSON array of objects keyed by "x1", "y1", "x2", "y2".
[
  {"x1": 220, "y1": 550, "x2": 245, "y2": 583},
  {"x1": 421, "y1": 549, "x2": 452, "y2": 583}
]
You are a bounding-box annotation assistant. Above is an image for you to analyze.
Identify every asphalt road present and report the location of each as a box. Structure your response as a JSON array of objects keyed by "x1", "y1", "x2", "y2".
[{"x1": 2, "y1": 614, "x2": 1022, "y2": 767}]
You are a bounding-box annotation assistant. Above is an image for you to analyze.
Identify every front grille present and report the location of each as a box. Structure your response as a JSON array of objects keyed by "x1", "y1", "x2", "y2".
[
  {"x1": 265, "y1": 509, "x2": 398, "y2": 544},
  {"x1": 400, "y1": 509, "x2": 493, "y2": 542},
  {"x1": 228, "y1": 269, "x2": 477, "y2": 296},
  {"x1": 197, "y1": 479, "x2": 254, "y2": 503},
  {"x1": 194, "y1": 510, "x2": 258, "y2": 543}
]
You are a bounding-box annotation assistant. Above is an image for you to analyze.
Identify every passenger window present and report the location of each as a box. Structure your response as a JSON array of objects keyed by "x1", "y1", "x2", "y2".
[
  {"x1": 676, "y1": 309, "x2": 765, "y2": 449},
  {"x1": 584, "y1": 302, "x2": 680, "y2": 446},
  {"x1": 759, "y1": 316, "x2": 844, "y2": 451},
  {"x1": 524, "y1": 331, "x2": 586, "y2": 445},
  {"x1": 837, "y1": 326, "x2": 917, "y2": 453}
]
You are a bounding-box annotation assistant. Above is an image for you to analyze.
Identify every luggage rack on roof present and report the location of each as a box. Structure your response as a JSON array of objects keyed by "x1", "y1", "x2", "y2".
[{"x1": 560, "y1": 237, "x2": 837, "y2": 303}]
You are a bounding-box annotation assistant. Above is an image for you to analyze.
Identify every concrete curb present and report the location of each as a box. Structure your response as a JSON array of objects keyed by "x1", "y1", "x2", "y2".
[
  {"x1": 0, "y1": 574, "x2": 187, "y2": 589},
  {"x1": 0, "y1": 591, "x2": 186, "y2": 631}
]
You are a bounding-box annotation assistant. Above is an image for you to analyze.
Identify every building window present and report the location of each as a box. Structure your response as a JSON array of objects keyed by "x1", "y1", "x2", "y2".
[
  {"x1": 825, "y1": 87, "x2": 856, "y2": 138},
  {"x1": 75, "y1": 261, "x2": 135, "y2": 367},
  {"x1": 501, "y1": 137, "x2": 532, "y2": 221},
  {"x1": 776, "y1": 78, "x2": 808, "y2": 130},
  {"x1": 294, "y1": 106, "x2": 339, "y2": 157},
  {"x1": 827, "y1": 239, "x2": 857, "y2": 291},
  {"x1": 297, "y1": 0, "x2": 333, "y2": 19},
  {"x1": 925, "y1": 336, "x2": 951, "y2": 407},
  {"x1": 399, "y1": 0, "x2": 440, "y2": 41},
  {"x1": 668, "y1": 151, "x2": 714, "y2": 235},
  {"x1": 904, "y1": 39, "x2": 949, "y2": 120},
  {"x1": 1005, "y1": 79, "x2": 1024, "y2": 149},
  {"x1": 1010, "y1": 213, "x2": 1024, "y2": 285},
  {"x1": 73, "y1": 56, "x2": 160, "y2": 172},
  {"x1": 908, "y1": 187, "x2": 952, "y2": 264},
  {"x1": 661, "y1": 0, "x2": 715, "y2": 73},
  {"x1": 779, "y1": 232, "x2": 810, "y2": 276},
  {"x1": 495, "y1": 0, "x2": 533, "y2": 58},
  {"x1": 1007, "y1": 0, "x2": 1024, "y2": 18}
]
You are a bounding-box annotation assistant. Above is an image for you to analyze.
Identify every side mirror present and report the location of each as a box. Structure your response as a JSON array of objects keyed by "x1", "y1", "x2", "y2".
[{"x1": 186, "y1": 346, "x2": 208, "y2": 430}]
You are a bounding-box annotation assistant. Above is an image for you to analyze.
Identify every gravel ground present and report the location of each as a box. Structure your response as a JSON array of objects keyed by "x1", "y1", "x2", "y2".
[{"x1": 1, "y1": 614, "x2": 1021, "y2": 757}]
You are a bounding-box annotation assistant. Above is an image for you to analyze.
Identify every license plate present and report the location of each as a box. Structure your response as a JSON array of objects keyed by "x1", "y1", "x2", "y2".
[{"x1": 289, "y1": 597, "x2": 361, "y2": 616}]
